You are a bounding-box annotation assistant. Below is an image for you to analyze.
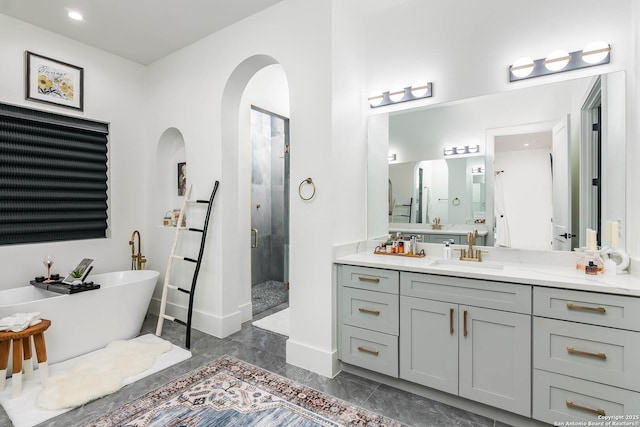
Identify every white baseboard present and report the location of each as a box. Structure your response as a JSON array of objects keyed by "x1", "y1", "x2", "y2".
[
  {"x1": 238, "y1": 301, "x2": 252, "y2": 323},
  {"x1": 286, "y1": 338, "x2": 339, "y2": 378},
  {"x1": 149, "y1": 297, "x2": 242, "y2": 338}
]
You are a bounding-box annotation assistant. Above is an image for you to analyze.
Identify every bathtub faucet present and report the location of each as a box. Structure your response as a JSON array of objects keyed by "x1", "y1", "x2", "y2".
[{"x1": 129, "y1": 230, "x2": 147, "y2": 270}]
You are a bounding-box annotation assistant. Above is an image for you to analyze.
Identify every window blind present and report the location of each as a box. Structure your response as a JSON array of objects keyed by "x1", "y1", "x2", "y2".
[{"x1": 0, "y1": 102, "x2": 109, "y2": 245}]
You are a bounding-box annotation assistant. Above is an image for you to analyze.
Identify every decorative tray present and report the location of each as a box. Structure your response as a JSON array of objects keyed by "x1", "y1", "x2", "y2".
[
  {"x1": 30, "y1": 279, "x2": 100, "y2": 294},
  {"x1": 373, "y1": 248, "x2": 426, "y2": 258}
]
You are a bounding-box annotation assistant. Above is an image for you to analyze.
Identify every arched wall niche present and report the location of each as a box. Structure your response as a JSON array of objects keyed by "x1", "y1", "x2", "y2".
[
  {"x1": 151, "y1": 127, "x2": 190, "y2": 308},
  {"x1": 155, "y1": 127, "x2": 187, "y2": 222}
]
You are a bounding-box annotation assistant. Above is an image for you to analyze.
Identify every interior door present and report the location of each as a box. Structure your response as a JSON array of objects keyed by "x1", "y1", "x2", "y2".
[{"x1": 551, "y1": 115, "x2": 572, "y2": 250}]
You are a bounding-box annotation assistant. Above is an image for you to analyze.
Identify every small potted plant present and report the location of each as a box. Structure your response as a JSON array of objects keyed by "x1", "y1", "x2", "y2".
[{"x1": 71, "y1": 268, "x2": 84, "y2": 279}]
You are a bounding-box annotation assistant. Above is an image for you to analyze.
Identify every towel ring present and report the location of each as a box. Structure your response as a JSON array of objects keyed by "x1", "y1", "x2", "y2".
[
  {"x1": 299, "y1": 177, "x2": 316, "y2": 201},
  {"x1": 452, "y1": 197, "x2": 460, "y2": 206}
]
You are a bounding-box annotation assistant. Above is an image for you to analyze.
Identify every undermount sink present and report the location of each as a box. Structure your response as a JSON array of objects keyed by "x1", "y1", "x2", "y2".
[{"x1": 430, "y1": 258, "x2": 505, "y2": 270}]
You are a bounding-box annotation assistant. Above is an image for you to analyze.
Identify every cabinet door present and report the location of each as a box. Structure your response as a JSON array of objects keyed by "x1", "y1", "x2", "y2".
[
  {"x1": 399, "y1": 296, "x2": 458, "y2": 394},
  {"x1": 459, "y1": 306, "x2": 531, "y2": 417}
]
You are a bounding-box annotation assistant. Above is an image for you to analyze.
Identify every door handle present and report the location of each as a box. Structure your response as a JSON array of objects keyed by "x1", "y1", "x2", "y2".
[
  {"x1": 559, "y1": 233, "x2": 576, "y2": 238},
  {"x1": 463, "y1": 310, "x2": 468, "y2": 337},
  {"x1": 450, "y1": 308, "x2": 454, "y2": 335},
  {"x1": 251, "y1": 228, "x2": 259, "y2": 248}
]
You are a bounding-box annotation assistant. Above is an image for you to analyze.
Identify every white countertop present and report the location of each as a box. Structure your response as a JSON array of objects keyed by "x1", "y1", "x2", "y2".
[{"x1": 334, "y1": 250, "x2": 640, "y2": 297}]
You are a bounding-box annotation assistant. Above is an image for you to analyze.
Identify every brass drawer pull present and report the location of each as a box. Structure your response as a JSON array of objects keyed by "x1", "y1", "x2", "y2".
[
  {"x1": 450, "y1": 308, "x2": 454, "y2": 335},
  {"x1": 357, "y1": 346, "x2": 379, "y2": 356},
  {"x1": 566, "y1": 303, "x2": 606, "y2": 313},
  {"x1": 567, "y1": 346, "x2": 607, "y2": 360},
  {"x1": 358, "y1": 307, "x2": 380, "y2": 315},
  {"x1": 463, "y1": 310, "x2": 468, "y2": 337},
  {"x1": 358, "y1": 276, "x2": 380, "y2": 283},
  {"x1": 565, "y1": 400, "x2": 606, "y2": 416}
]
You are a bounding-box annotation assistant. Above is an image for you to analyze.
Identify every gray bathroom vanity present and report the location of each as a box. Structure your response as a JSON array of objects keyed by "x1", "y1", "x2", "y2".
[{"x1": 335, "y1": 249, "x2": 640, "y2": 425}]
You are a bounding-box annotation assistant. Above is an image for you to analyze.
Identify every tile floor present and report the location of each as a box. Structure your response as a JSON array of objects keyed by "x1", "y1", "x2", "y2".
[
  {"x1": 251, "y1": 280, "x2": 288, "y2": 315},
  {"x1": 0, "y1": 304, "x2": 528, "y2": 426}
]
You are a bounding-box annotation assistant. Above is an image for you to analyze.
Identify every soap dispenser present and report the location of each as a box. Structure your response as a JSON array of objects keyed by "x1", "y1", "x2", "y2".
[{"x1": 443, "y1": 240, "x2": 452, "y2": 259}]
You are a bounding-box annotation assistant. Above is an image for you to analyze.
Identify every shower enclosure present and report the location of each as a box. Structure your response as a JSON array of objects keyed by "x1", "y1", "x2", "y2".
[{"x1": 250, "y1": 106, "x2": 289, "y2": 315}]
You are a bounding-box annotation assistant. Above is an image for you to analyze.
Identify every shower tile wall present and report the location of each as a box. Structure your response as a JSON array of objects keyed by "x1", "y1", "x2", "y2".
[{"x1": 251, "y1": 109, "x2": 285, "y2": 285}]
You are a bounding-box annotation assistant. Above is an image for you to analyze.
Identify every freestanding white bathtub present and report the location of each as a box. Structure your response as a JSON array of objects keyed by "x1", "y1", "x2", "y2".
[{"x1": 0, "y1": 270, "x2": 159, "y2": 367}]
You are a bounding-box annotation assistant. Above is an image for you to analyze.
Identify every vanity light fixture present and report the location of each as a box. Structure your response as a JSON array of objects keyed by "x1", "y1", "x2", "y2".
[
  {"x1": 471, "y1": 167, "x2": 485, "y2": 174},
  {"x1": 368, "y1": 81, "x2": 433, "y2": 108},
  {"x1": 509, "y1": 41, "x2": 610, "y2": 82},
  {"x1": 443, "y1": 144, "x2": 480, "y2": 156}
]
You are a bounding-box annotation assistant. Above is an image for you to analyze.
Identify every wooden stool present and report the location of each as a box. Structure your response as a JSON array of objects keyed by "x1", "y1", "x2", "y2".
[{"x1": 0, "y1": 319, "x2": 51, "y2": 397}]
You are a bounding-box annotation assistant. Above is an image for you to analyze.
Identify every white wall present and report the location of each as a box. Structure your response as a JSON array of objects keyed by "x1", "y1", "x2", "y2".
[
  {"x1": 366, "y1": 0, "x2": 632, "y2": 108},
  {"x1": 144, "y1": 0, "x2": 358, "y2": 377},
  {"x1": 630, "y1": 2, "x2": 640, "y2": 256},
  {"x1": 0, "y1": 15, "x2": 148, "y2": 289}
]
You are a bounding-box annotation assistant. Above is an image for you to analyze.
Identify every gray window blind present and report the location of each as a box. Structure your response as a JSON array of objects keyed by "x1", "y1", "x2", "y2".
[{"x1": 0, "y1": 102, "x2": 109, "y2": 245}]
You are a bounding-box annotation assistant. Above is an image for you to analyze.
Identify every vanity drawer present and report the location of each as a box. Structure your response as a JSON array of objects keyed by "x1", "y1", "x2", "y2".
[
  {"x1": 401, "y1": 272, "x2": 531, "y2": 314},
  {"x1": 341, "y1": 325, "x2": 398, "y2": 377},
  {"x1": 534, "y1": 287, "x2": 640, "y2": 331},
  {"x1": 533, "y1": 369, "x2": 640, "y2": 424},
  {"x1": 534, "y1": 317, "x2": 640, "y2": 391},
  {"x1": 342, "y1": 287, "x2": 399, "y2": 335},
  {"x1": 339, "y1": 265, "x2": 399, "y2": 294}
]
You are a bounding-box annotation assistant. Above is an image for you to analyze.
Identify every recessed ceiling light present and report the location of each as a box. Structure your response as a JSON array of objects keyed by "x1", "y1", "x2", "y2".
[{"x1": 68, "y1": 10, "x2": 84, "y2": 21}]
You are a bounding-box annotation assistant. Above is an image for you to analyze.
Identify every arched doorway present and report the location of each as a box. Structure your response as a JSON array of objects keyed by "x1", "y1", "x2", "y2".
[{"x1": 220, "y1": 55, "x2": 291, "y2": 330}]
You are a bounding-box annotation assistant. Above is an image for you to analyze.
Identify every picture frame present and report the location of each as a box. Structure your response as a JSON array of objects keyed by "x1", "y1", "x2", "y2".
[
  {"x1": 25, "y1": 51, "x2": 84, "y2": 111},
  {"x1": 178, "y1": 162, "x2": 187, "y2": 196}
]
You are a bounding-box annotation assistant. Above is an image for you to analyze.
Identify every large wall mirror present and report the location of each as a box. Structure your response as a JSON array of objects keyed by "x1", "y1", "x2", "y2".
[{"x1": 368, "y1": 71, "x2": 626, "y2": 252}]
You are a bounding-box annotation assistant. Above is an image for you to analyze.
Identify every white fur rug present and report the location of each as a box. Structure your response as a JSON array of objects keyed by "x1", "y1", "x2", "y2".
[{"x1": 0, "y1": 334, "x2": 191, "y2": 427}]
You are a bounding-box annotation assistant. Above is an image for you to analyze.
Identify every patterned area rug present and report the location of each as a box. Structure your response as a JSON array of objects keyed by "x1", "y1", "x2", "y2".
[{"x1": 85, "y1": 355, "x2": 403, "y2": 427}]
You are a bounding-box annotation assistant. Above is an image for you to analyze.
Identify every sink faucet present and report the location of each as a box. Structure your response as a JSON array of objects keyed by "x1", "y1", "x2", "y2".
[{"x1": 456, "y1": 229, "x2": 485, "y2": 262}]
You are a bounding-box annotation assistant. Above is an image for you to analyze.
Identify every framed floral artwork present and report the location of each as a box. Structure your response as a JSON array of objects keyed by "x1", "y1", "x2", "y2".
[{"x1": 25, "y1": 51, "x2": 84, "y2": 111}]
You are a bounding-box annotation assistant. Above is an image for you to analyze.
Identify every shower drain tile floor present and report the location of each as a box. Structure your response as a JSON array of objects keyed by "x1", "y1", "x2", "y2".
[{"x1": 252, "y1": 280, "x2": 288, "y2": 315}]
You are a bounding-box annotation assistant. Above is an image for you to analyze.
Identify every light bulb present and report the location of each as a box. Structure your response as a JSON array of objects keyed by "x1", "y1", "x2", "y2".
[
  {"x1": 544, "y1": 49, "x2": 570, "y2": 71},
  {"x1": 388, "y1": 86, "x2": 406, "y2": 103},
  {"x1": 510, "y1": 57, "x2": 535, "y2": 78},
  {"x1": 411, "y1": 81, "x2": 429, "y2": 98},
  {"x1": 581, "y1": 41, "x2": 610, "y2": 64}
]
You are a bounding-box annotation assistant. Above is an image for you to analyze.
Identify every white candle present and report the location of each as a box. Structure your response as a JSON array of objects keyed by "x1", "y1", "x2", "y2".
[
  {"x1": 605, "y1": 221, "x2": 613, "y2": 246},
  {"x1": 586, "y1": 228, "x2": 596, "y2": 250},
  {"x1": 611, "y1": 221, "x2": 619, "y2": 247}
]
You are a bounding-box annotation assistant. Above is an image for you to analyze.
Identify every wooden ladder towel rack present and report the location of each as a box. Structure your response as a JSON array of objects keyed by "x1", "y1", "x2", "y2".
[{"x1": 155, "y1": 181, "x2": 219, "y2": 349}]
